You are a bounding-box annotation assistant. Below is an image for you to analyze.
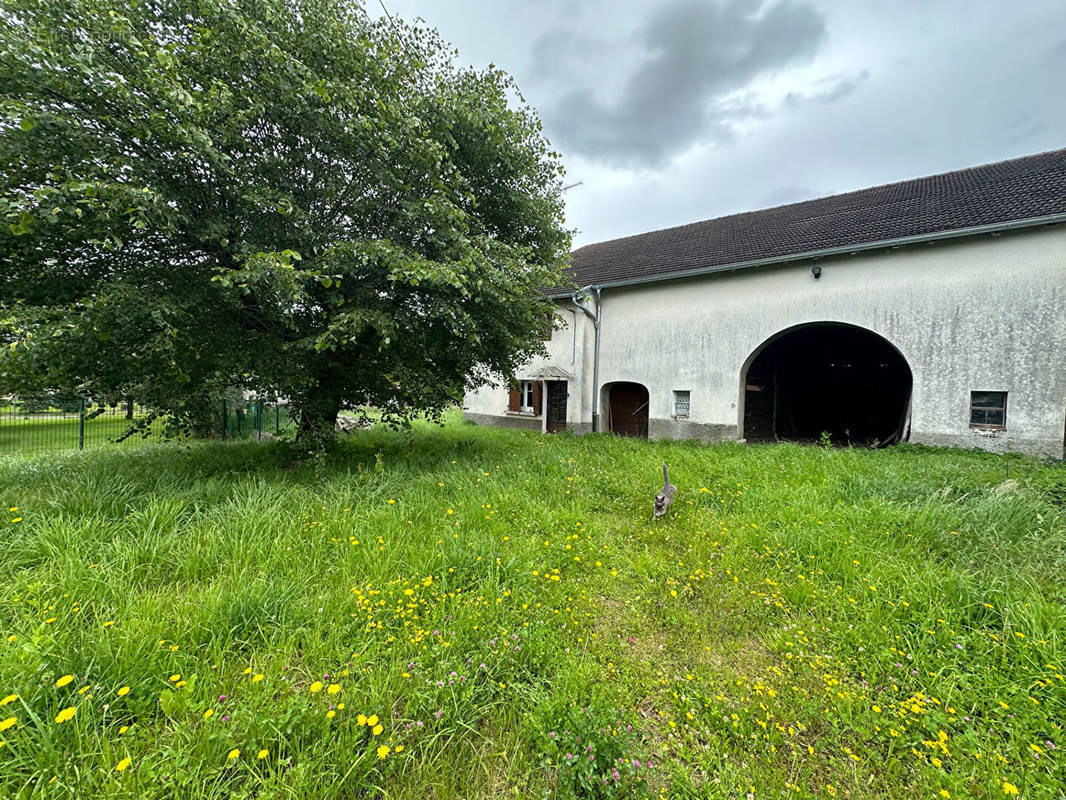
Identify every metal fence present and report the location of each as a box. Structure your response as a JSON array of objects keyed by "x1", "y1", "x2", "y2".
[
  {"x1": 0, "y1": 396, "x2": 295, "y2": 457},
  {"x1": 221, "y1": 399, "x2": 295, "y2": 441}
]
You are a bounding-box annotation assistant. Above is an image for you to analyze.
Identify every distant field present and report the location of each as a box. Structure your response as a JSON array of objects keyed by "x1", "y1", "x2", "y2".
[
  {"x1": 0, "y1": 409, "x2": 165, "y2": 456},
  {"x1": 0, "y1": 415, "x2": 1063, "y2": 799}
]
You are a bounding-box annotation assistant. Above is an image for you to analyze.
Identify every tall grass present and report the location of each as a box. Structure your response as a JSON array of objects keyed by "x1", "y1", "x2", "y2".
[{"x1": 0, "y1": 416, "x2": 1063, "y2": 798}]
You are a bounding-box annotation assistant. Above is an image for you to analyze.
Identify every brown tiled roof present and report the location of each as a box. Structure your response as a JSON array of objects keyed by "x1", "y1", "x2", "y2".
[{"x1": 565, "y1": 147, "x2": 1066, "y2": 289}]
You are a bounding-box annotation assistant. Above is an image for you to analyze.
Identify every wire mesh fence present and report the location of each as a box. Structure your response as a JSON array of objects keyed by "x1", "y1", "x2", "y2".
[
  {"x1": 0, "y1": 395, "x2": 295, "y2": 457},
  {"x1": 222, "y1": 399, "x2": 296, "y2": 441}
]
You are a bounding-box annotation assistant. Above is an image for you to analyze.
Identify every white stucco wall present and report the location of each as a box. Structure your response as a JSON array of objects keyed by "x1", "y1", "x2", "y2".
[
  {"x1": 464, "y1": 302, "x2": 595, "y2": 433},
  {"x1": 465, "y1": 224, "x2": 1066, "y2": 455}
]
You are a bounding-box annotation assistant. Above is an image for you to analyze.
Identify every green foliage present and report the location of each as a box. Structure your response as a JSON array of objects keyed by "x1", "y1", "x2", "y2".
[
  {"x1": 530, "y1": 700, "x2": 651, "y2": 799},
  {"x1": 0, "y1": 0, "x2": 570, "y2": 442}
]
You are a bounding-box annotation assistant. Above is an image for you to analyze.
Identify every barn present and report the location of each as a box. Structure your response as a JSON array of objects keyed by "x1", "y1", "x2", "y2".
[{"x1": 463, "y1": 148, "x2": 1066, "y2": 457}]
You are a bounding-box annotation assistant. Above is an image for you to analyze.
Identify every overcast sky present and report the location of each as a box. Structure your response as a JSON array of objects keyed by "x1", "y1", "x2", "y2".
[{"x1": 376, "y1": 0, "x2": 1066, "y2": 247}]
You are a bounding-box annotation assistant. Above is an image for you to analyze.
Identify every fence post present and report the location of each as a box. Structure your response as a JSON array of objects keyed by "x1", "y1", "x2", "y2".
[
  {"x1": 221, "y1": 399, "x2": 227, "y2": 441},
  {"x1": 275, "y1": 404, "x2": 280, "y2": 435},
  {"x1": 78, "y1": 398, "x2": 85, "y2": 450}
]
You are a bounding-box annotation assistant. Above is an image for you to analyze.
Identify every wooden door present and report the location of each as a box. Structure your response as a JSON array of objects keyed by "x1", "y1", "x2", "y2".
[
  {"x1": 609, "y1": 383, "x2": 649, "y2": 438},
  {"x1": 546, "y1": 381, "x2": 567, "y2": 433}
]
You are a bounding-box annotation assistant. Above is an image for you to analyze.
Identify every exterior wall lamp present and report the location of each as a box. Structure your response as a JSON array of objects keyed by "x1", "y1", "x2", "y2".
[{"x1": 811, "y1": 264, "x2": 822, "y2": 279}]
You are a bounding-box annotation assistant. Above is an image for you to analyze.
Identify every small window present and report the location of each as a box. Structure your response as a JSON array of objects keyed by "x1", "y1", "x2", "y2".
[
  {"x1": 970, "y1": 391, "x2": 1007, "y2": 429},
  {"x1": 673, "y1": 390, "x2": 690, "y2": 419},
  {"x1": 521, "y1": 381, "x2": 535, "y2": 413}
]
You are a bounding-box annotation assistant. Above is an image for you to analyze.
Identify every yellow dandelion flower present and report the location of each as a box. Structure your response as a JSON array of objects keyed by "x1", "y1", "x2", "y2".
[
  {"x1": 357, "y1": 714, "x2": 367, "y2": 726},
  {"x1": 366, "y1": 714, "x2": 378, "y2": 727},
  {"x1": 257, "y1": 749, "x2": 268, "y2": 760},
  {"x1": 940, "y1": 791, "x2": 951, "y2": 798},
  {"x1": 376, "y1": 744, "x2": 390, "y2": 759},
  {"x1": 394, "y1": 745, "x2": 404, "y2": 753},
  {"x1": 326, "y1": 684, "x2": 341, "y2": 695},
  {"x1": 168, "y1": 674, "x2": 180, "y2": 683},
  {"x1": 252, "y1": 674, "x2": 264, "y2": 683},
  {"x1": 11, "y1": 518, "x2": 21, "y2": 523},
  {"x1": 44, "y1": 617, "x2": 56, "y2": 624},
  {"x1": 4, "y1": 635, "x2": 13, "y2": 643},
  {"x1": 117, "y1": 686, "x2": 130, "y2": 696},
  {"x1": 0, "y1": 694, "x2": 17, "y2": 706},
  {"x1": 118, "y1": 725, "x2": 129, "y2": 734},
  {"x1": 309, "y1": 681, "x2": 323, "y2": 693},
  {"x1": 115, "y1": 757, "x2": 132, "y2": 772},
  {"x1": 54, "y1": 706, "x2": 76, "y2": 724},
  {"x1": 0, "y1": 717, "x2": 16, "y2": 732},
  {"x1": 372, "y1": 724, "x2": 383, "y2": 735},
  {"x1": 55, "y1": 675, "x2": 74, "y2": 688},
  {"x1": 326, "y1": 710, "x2": 336, "y2": 719},
  {"x1": 243, "y1": 667, "x2": 252, "y2": 675},
  {"x1": 1001, "y1": 782, "x2": 1019, "y2": 796},
  {"x1": 227, "y1": 748, "x2": 240, "y2": 761},
  {"x1": 203, "y1": 709, "x2": 214, "y2": 719}
]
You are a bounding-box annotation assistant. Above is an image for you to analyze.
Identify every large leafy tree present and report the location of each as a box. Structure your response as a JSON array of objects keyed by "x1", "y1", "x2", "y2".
[{"x1": 0, "y1": 0, "x2": 570, "y2": 443}]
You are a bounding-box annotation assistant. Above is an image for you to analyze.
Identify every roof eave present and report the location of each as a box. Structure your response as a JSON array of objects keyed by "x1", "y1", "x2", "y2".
[{"x1": 548, "y1": 212, "x2": 1066, "y2": 298}]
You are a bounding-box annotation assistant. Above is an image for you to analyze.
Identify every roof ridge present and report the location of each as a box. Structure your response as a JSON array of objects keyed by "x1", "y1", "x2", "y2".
[
  {"x1": 565, "y1": 146, "x2": 1066, "y2": 289},
  {"x1": 571, "y1": 146, "x2": 1066, "y2": 253}
]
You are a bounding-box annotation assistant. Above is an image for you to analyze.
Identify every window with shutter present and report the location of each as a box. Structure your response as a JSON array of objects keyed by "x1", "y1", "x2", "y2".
[{"x1": 509, "y1": 381, "x2": 540, "y2": 414}]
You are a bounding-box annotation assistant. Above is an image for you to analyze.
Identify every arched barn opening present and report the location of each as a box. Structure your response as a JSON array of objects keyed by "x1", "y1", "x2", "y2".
[
  {"x1": 606, "y1": 382, "x2": 649, "y2": 438},
  {"x1": 742, "y1": 323, "x2": 912, "y2": 446}
]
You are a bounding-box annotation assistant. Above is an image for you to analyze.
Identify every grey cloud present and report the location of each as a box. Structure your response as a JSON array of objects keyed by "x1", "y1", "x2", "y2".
[
  {"x1": 528, "y1": 30, "x2": 616, "y2": 83},
  {"x1": 784, "y1": 69, "x2": 870, "y2": 107},
  {"x1": 540, "y1": 0, "x2": 827, "y2": 167}
]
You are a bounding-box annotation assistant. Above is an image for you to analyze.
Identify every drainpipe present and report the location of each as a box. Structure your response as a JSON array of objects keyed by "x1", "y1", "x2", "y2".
[{"x1": 570, "y1": 285, "x2": 601, "y2": 432}]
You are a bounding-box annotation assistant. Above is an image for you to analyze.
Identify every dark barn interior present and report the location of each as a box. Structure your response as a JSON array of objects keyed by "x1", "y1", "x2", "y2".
[{"x1": 743, "y1": 324, "x2": 912, "y2": 446}]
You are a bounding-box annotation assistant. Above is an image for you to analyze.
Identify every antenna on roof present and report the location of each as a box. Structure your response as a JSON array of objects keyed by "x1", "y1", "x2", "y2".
[{"x1": 562, "y1": 181, "x2": 583, "y2": 192}]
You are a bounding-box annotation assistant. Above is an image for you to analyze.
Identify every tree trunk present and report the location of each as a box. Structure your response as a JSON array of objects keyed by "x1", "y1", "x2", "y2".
[
  {"x1": 125, "y1": 397, "x2": 134, "y2": 420},
  {"x1": 295, "y1": 392, "x2": 342, "y2": 448}
]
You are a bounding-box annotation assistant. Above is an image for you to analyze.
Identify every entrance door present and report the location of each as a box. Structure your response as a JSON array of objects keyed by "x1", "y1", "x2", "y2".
[
  {"x1": 609, "y1": 382, "x2": 649, "y2": 438},
  {"x1": 546, "y1": 381, "x2": 568, "y2": 433},
  {"x1": 741, "y1": 323, "x2": 912, "y2": 445},
  {"x1": 743, "y1": 376, "x2": 775, "y2": 441}
]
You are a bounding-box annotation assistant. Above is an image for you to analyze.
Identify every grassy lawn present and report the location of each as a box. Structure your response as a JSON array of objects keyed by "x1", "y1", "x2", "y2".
[
  {"x1": 0, "y1": 413, "x2": 166, "y2": 457},
  {"x1": 0, "y1": 415, "x2": 1063, "y2": 799}
]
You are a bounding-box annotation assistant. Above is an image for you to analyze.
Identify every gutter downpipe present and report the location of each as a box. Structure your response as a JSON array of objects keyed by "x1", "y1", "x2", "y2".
[{"x1": 570, "y1": 285, "x2": 602, "y2": 433}]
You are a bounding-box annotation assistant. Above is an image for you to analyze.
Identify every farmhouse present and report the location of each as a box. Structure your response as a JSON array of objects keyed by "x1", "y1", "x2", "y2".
[{"x1": 464, "y1": 148, "x2": 1066, "y2": 457}]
